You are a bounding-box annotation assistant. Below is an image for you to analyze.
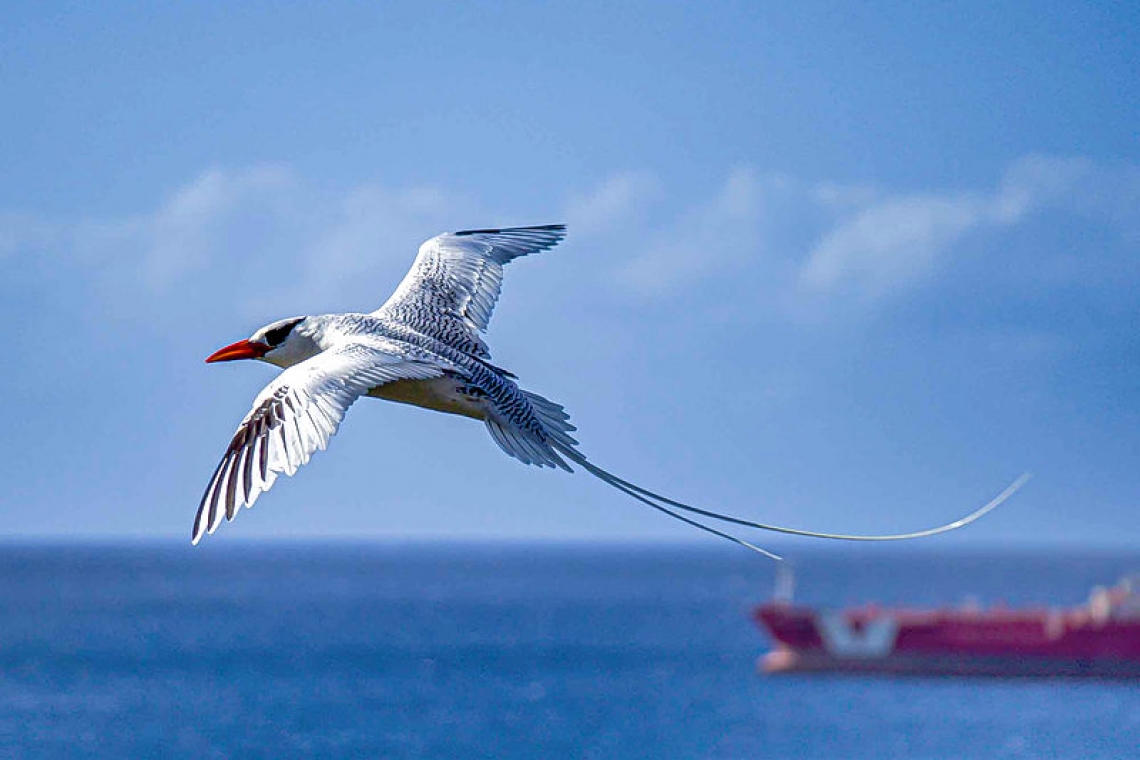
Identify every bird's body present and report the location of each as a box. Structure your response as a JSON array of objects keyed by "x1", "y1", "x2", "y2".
[
  {"x1": 367, "y1": 374, "x2": 485, "y2": 419},
  {"x1": 263, "y1": 313, "x2": 503, "y2": 420},
  {"x1": 195, "y1": 224, "x2": 1026, "y2": 555},
  {"x1": 267, "y1": 309, "x2": 570, "y2": 455},
  {"x1": 195, "y1": 226, "x2": 582, "y2": 546}
]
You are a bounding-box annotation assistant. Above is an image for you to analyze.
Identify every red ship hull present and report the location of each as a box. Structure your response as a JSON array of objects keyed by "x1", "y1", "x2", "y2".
[{"x1": 754, "y1": 580, "x2": 1140, "y2": 678}]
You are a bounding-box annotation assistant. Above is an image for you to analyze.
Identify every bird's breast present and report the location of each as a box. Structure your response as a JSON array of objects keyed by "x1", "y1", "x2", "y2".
[{"x1": 366, "y1": 377, "x2": 487, "y2": 420}]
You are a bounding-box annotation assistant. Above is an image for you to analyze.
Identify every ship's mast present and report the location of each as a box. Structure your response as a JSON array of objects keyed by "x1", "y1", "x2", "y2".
[{"x1": 773, "y1": 563, "x2": 796, "y2": 603}]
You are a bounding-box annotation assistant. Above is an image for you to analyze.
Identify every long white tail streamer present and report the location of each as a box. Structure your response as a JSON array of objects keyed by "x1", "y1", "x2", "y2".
[
  {"x1": 596, "y1": 471, "x2": 785, "y2": 560},
  {"x1": 554, "y1": 443, "x2": 1029, "y2": 560}
]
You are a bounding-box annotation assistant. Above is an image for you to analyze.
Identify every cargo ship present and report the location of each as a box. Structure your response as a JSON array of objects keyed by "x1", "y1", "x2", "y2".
[{"x1": 753, "y1": 573, "x2": 1140, "y2": 678}]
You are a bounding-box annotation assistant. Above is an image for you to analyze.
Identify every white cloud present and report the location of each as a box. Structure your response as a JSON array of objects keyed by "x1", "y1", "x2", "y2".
[
  {"x1": 0, "y1": 167, "x2": 482, "y2": 323},
  {"x1": 798, "y1": 193, "x2": 986, "y2": 297},
  {"x1": 990, "y1": 155, "x2": 1093, "y2": 223},
  {"x1": 580, "y1": 155, "x2": 1136, "y2": 315},
  {"x1": 2, "y1": 156, "x2": 1134, "y2": 330},
  {"x1": 277, "y1": 183, "x2": 474, "y2": 312},
  {"x1": 614, "y1": 167, "x2": 771, "y2": 295},
  {"x1": 796, "y1": 155, "x2": 1137, "y2": 304},
  {"x1": 566, "y1": 172, "x2": 660, "y2": 235},
  {"x1": 140, "y1": 165, "x2": 296, "y2": 289},
  {"x1": 0, "y1": 165, "x2": 301, "y2": 296}
]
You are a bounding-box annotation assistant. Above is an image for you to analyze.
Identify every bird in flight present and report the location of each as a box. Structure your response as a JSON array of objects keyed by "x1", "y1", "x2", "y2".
[{"x1": 195, "y1": 225, "x2": 1027, "y2": 557}]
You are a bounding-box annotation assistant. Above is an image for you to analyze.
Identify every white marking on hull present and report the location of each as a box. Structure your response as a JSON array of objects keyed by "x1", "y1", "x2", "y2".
[{"x1": 816, "y1": 613, "x2": 899, "y2": 658}]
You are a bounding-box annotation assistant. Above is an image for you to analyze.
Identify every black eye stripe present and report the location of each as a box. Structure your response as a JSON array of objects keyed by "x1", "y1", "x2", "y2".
[{"x1": 264, "y1": 318, "x2": 303, "y2": 347}]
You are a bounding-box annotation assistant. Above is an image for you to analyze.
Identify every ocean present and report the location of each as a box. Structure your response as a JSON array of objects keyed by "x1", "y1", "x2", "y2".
[{"x1": 0, "y1": 542, "x2": 1136, "y2": 759}]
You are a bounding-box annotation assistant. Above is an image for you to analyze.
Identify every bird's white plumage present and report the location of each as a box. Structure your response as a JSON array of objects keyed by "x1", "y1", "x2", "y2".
[
  {"x1": 196, "y1": 223, "x2": 1022, "y2": 557},
  {"x1": 193, "y1": 340, "x2": 445, "y2": 544},
  {"x1": 374, "y1": 225, "x2": 566, "y2": 358}
]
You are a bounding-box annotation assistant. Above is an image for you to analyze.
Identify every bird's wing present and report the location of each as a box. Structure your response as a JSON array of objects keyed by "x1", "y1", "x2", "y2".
[
  {"x1": 374, "y1": 224, "x2": 566, "y2": 357},
  {"x1": 192, "y1": 340, "x2": 445, "y2": 544}
]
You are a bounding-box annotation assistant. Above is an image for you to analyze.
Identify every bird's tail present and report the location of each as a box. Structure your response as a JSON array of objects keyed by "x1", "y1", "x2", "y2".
[
  {"x1": 556, "y1": 444, "x2": 1029, "y2": 561},
  {"x1": 489, "y1": 391, "x2": 1029, "y2": 561}
]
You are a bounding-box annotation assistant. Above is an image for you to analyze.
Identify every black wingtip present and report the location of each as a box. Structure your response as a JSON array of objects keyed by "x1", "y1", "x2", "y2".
[{"x1": 454, "y1": 224, "x2": 566, "y2": 236}]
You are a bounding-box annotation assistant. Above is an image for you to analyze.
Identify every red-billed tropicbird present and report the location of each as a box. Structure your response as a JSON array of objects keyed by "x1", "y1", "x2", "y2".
[{"x1": 195, "y1": 225, "x2": 1028, "y2": 557}]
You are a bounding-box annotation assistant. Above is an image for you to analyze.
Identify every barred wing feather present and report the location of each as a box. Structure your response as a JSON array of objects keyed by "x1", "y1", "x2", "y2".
[
  {"x1": 374, "y1": 225, "x2": 566, "y2": 357},
  {"x1": 192, "y1": 341, "x2": 444, "y2": 543}
]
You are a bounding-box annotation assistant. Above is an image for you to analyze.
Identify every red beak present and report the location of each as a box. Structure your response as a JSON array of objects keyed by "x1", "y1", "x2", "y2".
[{"x1": 205, "y1": 339, "x2": 270, "y2": 363}]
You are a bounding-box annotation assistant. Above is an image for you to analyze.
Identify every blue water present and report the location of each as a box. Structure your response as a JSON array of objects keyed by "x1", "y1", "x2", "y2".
[{"x1": 0, "y1": 543, "x2": 1137, "y2": 759}]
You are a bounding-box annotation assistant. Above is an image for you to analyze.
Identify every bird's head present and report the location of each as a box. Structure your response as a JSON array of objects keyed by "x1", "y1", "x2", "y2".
[{"x1": 205, "y1": 316, "x2": 317, "y2": 368}]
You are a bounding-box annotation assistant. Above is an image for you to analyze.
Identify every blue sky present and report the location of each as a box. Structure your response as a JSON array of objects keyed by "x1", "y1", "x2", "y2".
[{"x1": 2, "y1": 2, "x2": 1138, "y2": 549}]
